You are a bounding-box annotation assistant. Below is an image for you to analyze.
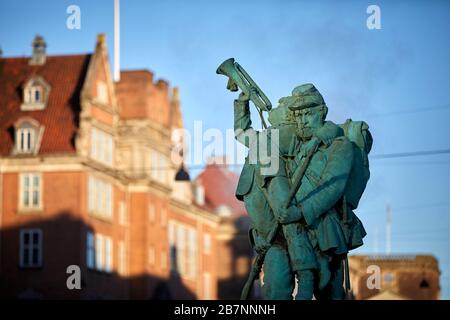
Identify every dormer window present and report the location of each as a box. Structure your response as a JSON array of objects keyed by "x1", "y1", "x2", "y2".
[
  {"x1": 21, "y1": 76, "x2": 50, "y2": 111},
  {"x1": 26, "y1": 86, "x2": 42, "y2": 104},
  {"x1": 18, "y1": 127, "x2": 35, "y2": 153},
  {"x1": 14, "y1": 118, "x2": 44, "y2": 155}
]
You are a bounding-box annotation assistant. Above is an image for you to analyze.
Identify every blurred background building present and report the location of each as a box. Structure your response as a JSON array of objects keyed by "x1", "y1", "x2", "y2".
[
  {"x1": 194, "y1": 157, "x2": 253, "y2": 299},
  {"x1": 349, "y1": 255, "x2": 440, "y2": 300},
  {"x1": 0, "y1": 34, "x2": 251, "y2": 299}
]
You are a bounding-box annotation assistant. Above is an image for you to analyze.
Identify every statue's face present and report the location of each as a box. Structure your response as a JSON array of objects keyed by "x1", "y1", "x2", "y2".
[{"x1": 293, "y1": 106, "x2": 324, "y2": 140}]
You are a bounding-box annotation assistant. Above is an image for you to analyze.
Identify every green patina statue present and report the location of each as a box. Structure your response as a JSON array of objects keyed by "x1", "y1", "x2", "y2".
[{"x1": 217, "y1": 59, "x2": 372, "y2": 300}]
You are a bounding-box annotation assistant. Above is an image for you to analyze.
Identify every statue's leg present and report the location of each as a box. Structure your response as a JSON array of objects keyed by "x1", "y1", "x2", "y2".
[
  {"x1": 295, "y1": 270, "x2": 314, "y2": 300},
  {"x1": 261, "y1": 245, "x2": 294, "y2": 300},
  {"x1": 314, "y1": 281, "x2": 330, "y2": 300},
  {"x1": 317, "y1": 252, "x2": 331, "y2": 290},
  {"x1": 315, "y1": 254, "x2": 345, "y2": 300},
  {"x1": 328, "y1": 255, "x2": 345, "y2": 300},
  {"x1": 281, "y1": 224, "x2": 316, "y2": 300}
]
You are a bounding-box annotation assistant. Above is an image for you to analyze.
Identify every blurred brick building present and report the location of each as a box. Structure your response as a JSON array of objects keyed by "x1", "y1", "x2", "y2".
[
  {"x1": 0, "y1": 34, "x2": 251, "y2": 299},
  {"x1": 348, "y1": 254, "x2": 441, "y2": 300},
  {"x1": 194, "y1": 158, "x2": 253, "y2": 299}
]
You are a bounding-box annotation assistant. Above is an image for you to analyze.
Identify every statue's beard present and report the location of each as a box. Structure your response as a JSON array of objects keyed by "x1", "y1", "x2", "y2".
[{"x1": 297, "y1": 127, "x2": 313, "y2": 140}]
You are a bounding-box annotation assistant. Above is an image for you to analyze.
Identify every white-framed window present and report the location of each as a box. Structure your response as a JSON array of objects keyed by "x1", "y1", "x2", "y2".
[
  {"x1": 105, "y1": 237, "x2": 113, "y2": 273},
  {"x1": 150, "y1": 150, "x2": 168, "y2": 184},
  {"x1": 95, "y1": 234, "x2": 104, "y2": 271},
  {"x1": 88, "y1": 175, "x2": 113, "y2": 219},
  {"x1": 87, "y1": 232, "x2": 113, "y2": 273},
  {"x1": 175, "y1": 225, "x2": 185, "y2": 273},
  {"x1": 21, "y1": 76, "x2": 50, "y2": 111},
  {"x1": 168, "y1": 221, "x2": 197, "y2": 279},
  {"x1": 90, "y1": 127, "x2": 114, "y2": 166},
  {"x1": 203, "y1": 272, "x2": 211, "y2": 299},
  {"x1": 26, "y1": 86, "x2": 43, "y2": 104},
  {"x1": 14, "y1": 118, "x2": 43, "y2": 155},
  {"x1": 97, "y1": 81, "x2": 108, "y2": 104},
  {"x1": 119, "y1": 201, "x2": 127, "y2": 225},
  {"x1": 86, "y1": 232, "x2": 95, "y2": 269},
  {"x1": 17, "y1": 128, "x2": 35, "y2": 153},
  {"x1": 20, "y1": 229, "x2": 42, "y2": 268},
  {"x1": 187, "y1": 229, "x2": 197, "y2": 278},
  {"x1": 118, "y1": 240, "x2": 127, "y2": 276},
  {"x1": 19, "y1": 173, "x2": 42, "y2": 210},
  {"x1": 203, "y1": 233, "x2": 211, "y2": 255},
  {"x1": 149, "y1": 246, "x2": 155, "y2": 266},
  {"x1": 148, "y1": 204, "x2": 156, "y2": 223}
]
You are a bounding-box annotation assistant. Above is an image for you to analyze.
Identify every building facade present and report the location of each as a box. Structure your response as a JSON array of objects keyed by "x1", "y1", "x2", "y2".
[
  {"x1": 0, "y1": 34, "x2": 248, "y2": 299},
  {"x1": 348, "y1": 254, "x2": 441, "y2": 300},
  {"x1": 194, "y1": 160, "x2": 253, "y2": 299}
]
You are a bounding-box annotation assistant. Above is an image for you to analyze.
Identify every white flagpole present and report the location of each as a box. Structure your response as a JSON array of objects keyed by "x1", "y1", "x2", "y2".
[{"x1": 114, "y1": 0, "x2": 120, "y2": 82}]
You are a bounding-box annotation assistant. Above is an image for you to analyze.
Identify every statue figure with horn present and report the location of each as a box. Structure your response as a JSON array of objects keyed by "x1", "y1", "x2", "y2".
[{"x1": 217, "y1": 58, "x2": 371, "y2": 300}]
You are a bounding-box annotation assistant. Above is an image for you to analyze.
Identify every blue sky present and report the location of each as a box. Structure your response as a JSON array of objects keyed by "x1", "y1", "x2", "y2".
[{"x1": 1, "y1": 0, "x2": 450, "y2": 299}]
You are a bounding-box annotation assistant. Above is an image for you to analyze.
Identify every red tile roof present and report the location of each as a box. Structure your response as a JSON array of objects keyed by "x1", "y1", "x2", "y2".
[
  {"x1": 195, "y1": 163, "x2": 247, "y2": 216},
  {"x1": 0, "y1": 54, "x2": 91, "y2": 155}
]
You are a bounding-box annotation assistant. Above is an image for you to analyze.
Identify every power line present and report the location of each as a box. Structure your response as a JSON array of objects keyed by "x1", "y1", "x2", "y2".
[
  {"x1": 392, "y1": 233, "x2": 450, "y2": 239},
  {"x1": 390, "y1": 201, "x2": 450, "y2": 212},
  {"x1": 370, "y1": 160, "x2": 450, "y2": 166},
  {"x1": 387, "y1": 238, "x2": 450, "y2": 243},
  {"x1": 368, "y1": 104, "x2": 450, "y2": 118},
  {"x1": 392, "y1": 228, "x2": 450, "y2": 236},
  {"x1": 370, "y1": 149, "x2": 450, "y2": 159},
  {"x1": 358, "y1": 201, "x2": 450, "y2": 215}
]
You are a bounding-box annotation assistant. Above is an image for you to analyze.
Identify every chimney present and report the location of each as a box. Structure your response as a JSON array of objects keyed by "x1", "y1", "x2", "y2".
[
  {"x1": 30, "y1": 35, "x2": 46, "y2": 65},
  {"x1": 156, "y1": 79, "x2": 169, "y2": 94},
  {"x1": 0, "y1": 47, "x2": 3, "y2": 57}
]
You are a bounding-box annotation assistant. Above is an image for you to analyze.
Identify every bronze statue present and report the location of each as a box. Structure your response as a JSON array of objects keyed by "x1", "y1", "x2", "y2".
[{"x1": 217, "y1": 59, "x2": 372, "y2": 300}]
